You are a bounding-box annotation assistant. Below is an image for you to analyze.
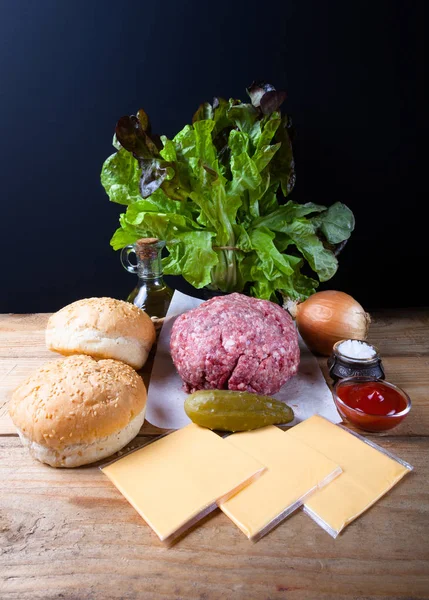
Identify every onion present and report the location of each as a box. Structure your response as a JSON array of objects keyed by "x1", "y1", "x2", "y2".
[{"x1": 286, "y1": 290, "x2": 371, "y2": 356}]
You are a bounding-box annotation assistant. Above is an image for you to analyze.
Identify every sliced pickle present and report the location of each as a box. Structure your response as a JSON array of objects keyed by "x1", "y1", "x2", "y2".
[{"x1": 184, "y1": 389, "x2": 294, "y2": 432}]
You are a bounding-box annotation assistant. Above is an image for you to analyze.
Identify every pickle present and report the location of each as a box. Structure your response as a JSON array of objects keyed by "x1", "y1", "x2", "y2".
[{"x1": 184, "y1": 389, "x2": 294, "y2": 432}]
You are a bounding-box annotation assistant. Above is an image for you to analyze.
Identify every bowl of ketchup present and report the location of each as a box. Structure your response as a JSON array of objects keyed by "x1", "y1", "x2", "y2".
[{"x1": 332, "y1": 376, "x2": 411, "y2": 432}]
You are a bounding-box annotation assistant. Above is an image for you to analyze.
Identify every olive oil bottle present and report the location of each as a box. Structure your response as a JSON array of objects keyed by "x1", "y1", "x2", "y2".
[{"x1": 121, "y1": 238, "x2": 173, "y2": 325}]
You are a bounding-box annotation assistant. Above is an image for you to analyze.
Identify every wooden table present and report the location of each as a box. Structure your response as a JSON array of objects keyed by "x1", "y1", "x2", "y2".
[{"x1": 1, "y1": 310, "x2": 428, "y2": 600}]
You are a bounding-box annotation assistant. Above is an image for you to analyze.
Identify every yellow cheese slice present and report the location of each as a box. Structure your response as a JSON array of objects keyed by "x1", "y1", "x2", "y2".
[
  {"x1": 220, "y1": 426, "x2": 342, "y2": 540},
  {"x1": 287, "y1": 415, "x2": 412, "y2": 536},
  {"x1": 101, "y1": 423, "x2": 265, "y2": 543}
]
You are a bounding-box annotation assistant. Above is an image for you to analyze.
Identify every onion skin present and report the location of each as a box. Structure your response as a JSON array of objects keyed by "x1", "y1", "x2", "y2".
[{"x1": 291, "y1": 290, "x2": 371, "y2": 356}]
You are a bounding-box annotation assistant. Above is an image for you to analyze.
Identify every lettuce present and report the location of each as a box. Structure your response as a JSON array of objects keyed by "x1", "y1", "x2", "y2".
[{"x1": 101, "y1": 82, "x2": 355, "y2": 302}]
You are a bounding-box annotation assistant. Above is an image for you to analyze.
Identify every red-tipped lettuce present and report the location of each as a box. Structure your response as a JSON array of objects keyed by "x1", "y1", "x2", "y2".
[{"x1": 101, "y1": 83, "x2": 355, "y2": 302}]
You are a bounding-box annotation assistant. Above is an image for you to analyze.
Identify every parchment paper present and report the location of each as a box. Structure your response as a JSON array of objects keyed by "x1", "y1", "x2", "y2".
[{"x1": 145, "y1": 290, "x2": 341, "y2": 430}]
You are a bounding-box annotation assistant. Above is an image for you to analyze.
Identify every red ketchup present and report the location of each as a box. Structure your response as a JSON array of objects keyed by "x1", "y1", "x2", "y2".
[{"x1": 335, "y1": 379, "x2": 410, "y2": 432}]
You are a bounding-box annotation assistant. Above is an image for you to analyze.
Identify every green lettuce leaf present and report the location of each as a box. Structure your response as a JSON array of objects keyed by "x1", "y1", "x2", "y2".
[
  {"x1": 228, "y1": 130, "x2": 249, "y2": 156},
  {"x1": 279, "y1": 219, "x2": 339, "y2": 282},
  {"x1": 164, "y1": 231, "x2": 218, "y2": 288},
  {"x1": 110, "y1": 226, "x2": 140, "y2": 250},
  {"x1": 227, "y1": 102, "x2": 259, "y2": 135},
  {"x1": 101, "y1": 148, "x2": 141, "y2": 205},
  {"x1": 312, "y1": 201, "x2": 355, "y2": 244},
  {"x1": 193, "y1": 120, "x2": 217, "y2": 168},
  {"x1": 159, "y1": 137, "x2": 177, "y2": 161},
  {"x1": 258, "y1": 183, "x2": 280, "y2": 216},
  {"x1": 252, "y1": 143, "x2": 281, "y2": 173},
  {"x1": 229, "y1": 152, "x2": 261, "y2": 194},
  {"x1": 124, "y1": 209, "x2": 200, "y2": 238},
  {"x1": 123, "y1": 189, "x2": 180, "y2": 217},
  {"x1": 256, "y1": 113, "x2": 281, "y2": 148},
  {"x1": 252, "y1": 200, "x2": 327, "y2": 230},
  {"x1": 249, "y1": 228, "x2": 297, "y2": 278},
  {"x1": 247, "y1": 174, "x2": 272, "y2": 219},
  {"x1": 173, "y1": 124, "x2": 196, "y2": 157}
]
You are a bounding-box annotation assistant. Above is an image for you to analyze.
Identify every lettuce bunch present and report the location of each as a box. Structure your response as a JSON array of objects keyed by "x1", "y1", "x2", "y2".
[{"x1": 101, "y1": 82, "x2": 354, "y2": 302}]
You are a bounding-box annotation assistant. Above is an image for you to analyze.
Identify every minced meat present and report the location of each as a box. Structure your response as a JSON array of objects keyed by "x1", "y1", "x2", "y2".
[{"x1": 170, "y1": 293, "x2": 300, "y2": 395}]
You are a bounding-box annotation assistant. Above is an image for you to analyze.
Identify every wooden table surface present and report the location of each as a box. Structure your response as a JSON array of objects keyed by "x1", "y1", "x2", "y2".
[{"x1": 1, "y1": 309, "x2": 428, "y2": 600}]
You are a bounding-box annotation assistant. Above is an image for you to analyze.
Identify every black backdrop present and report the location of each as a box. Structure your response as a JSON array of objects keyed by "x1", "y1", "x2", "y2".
[{"x1": 0, "y1": 0, "x2": 424, "y2": 312}]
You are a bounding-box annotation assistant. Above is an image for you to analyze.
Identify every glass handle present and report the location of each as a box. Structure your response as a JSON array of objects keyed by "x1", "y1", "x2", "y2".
[{"x1": 120, "y1": 246, "x2": 138, "y2": 274}]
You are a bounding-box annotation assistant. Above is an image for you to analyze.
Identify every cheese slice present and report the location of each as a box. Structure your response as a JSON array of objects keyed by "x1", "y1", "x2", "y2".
[
  {"x1": 287, "y1": 415, "x2": 412, "y2": 536},
  {"x1": 101, "y1": 423, "x2": 265, "y2": 543},
  {"x1": 220, "y1": 426, "x2": 342, "y2": 540}
]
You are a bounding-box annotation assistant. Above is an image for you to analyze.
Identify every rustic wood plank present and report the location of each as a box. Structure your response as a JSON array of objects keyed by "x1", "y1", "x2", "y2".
[
  {"x1": 1, "y1": 310, "x2": 429, "y2": 599},
  {"x1": 1, "y1": 310, "x2": 428, "y2": 436},
  {"x1": 368, "y1": 308, "x2": 429, "y2": 356},
  {"x1": 0, "y1": 436, "x2": 427, "y2": 600},
  {"x1": 0, "y1": 314, "x2": 51, "y2": 358},
  {"x1": 0, "y1": 416, "x2": 15, "y2": 434}
]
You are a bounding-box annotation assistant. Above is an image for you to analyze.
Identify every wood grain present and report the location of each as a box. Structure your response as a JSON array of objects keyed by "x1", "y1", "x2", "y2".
[
  {"x1": 0, "y1": 436, "x2": 428, "y2": 600},
  {"x1": 1, "y1": 308, "x2": 429, "y2": 600}
]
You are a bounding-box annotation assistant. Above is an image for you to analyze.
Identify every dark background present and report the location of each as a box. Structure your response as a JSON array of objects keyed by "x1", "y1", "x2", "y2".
[{"x1": 0, "y1": 0, "x2": 424, "y2": 313}]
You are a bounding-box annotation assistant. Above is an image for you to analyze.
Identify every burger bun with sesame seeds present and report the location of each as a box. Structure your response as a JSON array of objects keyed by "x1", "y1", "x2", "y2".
[
  {"x1": 8, "y1": 355, "x2": 147, "y2": 468},
  {"x1": 46, "y1": 297, "x2": 156, "y2": 371}
]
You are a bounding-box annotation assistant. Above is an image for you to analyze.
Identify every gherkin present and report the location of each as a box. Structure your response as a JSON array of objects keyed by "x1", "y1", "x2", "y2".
[{"x1": 184, "y1": 390, "x2": 294, "y2": 432}]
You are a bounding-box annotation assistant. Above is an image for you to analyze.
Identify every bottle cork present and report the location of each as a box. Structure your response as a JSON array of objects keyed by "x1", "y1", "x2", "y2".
[{"x1": 135, "y1": 238, "x2": 161, "y2": 261}]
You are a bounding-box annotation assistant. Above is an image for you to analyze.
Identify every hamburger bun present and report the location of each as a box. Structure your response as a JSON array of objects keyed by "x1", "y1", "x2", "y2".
[
  {"x1": 46, "y1": 297, "x2": 156, "y2": 370},
  {"x1": 9, "y1": 355, "x2": 147, "y2": 468}
]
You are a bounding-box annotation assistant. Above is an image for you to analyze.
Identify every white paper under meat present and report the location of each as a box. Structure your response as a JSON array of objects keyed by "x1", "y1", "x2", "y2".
[{"x1": 145, "y1": 290, "x2": 341, "y2": 430}]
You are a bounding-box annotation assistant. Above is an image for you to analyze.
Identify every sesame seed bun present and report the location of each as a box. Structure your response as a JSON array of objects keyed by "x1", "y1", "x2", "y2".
[
  {"x1": 46, "y1": 297, "x2": 156, "y2": 370},
  {"x1": 9, "y1": 355, "x2": 147, "y2": 468}
]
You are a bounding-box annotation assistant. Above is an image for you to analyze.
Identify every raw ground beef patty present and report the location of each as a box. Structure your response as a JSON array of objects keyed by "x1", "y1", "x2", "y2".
[{"x1": 170, "y1": 293, "x2": 300, "y2": 395}]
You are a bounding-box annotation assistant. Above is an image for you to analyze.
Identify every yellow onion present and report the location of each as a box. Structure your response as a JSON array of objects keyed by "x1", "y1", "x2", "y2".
[{"x1": 286, "y1": 290, "x2": 371, "y2": 356}]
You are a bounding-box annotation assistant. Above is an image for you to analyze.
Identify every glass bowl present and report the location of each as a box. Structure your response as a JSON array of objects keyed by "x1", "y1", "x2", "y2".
[{"x1": 332, "y1": 376, "x2": 411, "y2": 433}]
